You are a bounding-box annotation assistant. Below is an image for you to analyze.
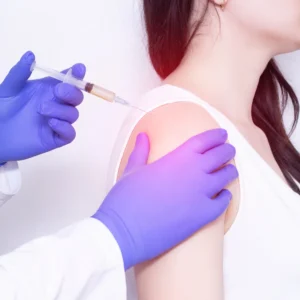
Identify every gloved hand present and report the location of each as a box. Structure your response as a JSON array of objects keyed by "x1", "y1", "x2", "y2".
[
  {"x1": 0, "y1": 51, "x2": 86, "y2": 163},
  {"x1": 93, "y1": 129, "x2": 238, "y2": 270}
]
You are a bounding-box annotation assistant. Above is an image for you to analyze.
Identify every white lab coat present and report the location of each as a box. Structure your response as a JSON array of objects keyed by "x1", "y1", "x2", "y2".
[{"x1": 0, "y1": 164, "x2": 127, "y2": 300}]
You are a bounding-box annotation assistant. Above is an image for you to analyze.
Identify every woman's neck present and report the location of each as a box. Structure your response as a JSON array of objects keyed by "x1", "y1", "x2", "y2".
[{"x1": 164, "y1": 12, "x2": 274, "y2": 124}]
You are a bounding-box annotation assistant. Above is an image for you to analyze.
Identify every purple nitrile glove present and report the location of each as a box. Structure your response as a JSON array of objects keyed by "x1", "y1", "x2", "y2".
[
  {"x1": 0, "y1": 51, "x2": 86, "y2": 163},
  {"x1": 93, "y1": 129, "x2": 238, "y2": 270}
]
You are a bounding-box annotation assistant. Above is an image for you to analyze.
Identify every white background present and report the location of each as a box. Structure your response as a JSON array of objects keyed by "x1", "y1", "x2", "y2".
[{"x1": 0, "y1": 0, "x2": 299, "y2": 257}]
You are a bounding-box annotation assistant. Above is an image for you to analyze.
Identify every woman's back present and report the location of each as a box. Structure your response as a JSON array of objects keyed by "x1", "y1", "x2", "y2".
[{"x1": 106, "y1": 84, "x2": 300, "y2": 300}]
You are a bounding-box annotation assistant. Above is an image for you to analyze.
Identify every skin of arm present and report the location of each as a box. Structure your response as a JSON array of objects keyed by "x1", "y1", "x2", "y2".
[{"x1": 117, "y1": 102, "x2": 239, "y2": 300}]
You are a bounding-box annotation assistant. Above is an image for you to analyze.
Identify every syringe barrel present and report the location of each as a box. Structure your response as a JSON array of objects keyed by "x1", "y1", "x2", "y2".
[
  {"x1": 32, "y1": 62, "x2": 116, "y2": 103},
  {"x1": 87, "y1": 84, "x2": 115, "y2": 102}
]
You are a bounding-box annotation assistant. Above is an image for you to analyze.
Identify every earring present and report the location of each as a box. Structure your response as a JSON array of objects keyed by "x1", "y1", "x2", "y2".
[{"x1": 219, "y1": 0, "x2": 227, "y2": 11}]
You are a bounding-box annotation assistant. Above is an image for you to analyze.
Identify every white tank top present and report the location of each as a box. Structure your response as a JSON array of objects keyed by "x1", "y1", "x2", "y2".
[{"x1": 106, "y1": 84, "x2": 300, "y2": 300}]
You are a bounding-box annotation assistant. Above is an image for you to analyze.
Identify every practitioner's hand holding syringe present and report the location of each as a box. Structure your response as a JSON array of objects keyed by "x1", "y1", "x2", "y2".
[{"x1": 0, "y1": 51, "x2": 86, "y2": 164}]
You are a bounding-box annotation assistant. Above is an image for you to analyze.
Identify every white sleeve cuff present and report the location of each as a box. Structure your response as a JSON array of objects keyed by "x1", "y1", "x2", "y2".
[
  {"x1": 52, "y1": 218, "x2": 127, "y2": 299},
  {"x1": 0, "y1": 161, "x2": 21, "y2": 205},
  {"x1": 55, "y1": 218, "x2": 126, "y2": 275},
  {"x1": 0, "y1": 218, "x2": 127, "y2": 300}
]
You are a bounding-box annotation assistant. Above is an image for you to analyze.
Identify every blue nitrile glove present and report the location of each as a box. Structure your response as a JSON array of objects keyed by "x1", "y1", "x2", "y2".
[
  {"x1": 93, "y1": 129, "x2": 238, "y2": 269},
  {"x1": 0, "y1": 51, "x2": 86, "y2": 163}
]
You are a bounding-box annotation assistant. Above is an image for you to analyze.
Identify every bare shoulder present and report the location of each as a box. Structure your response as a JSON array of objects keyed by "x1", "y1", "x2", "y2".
[
  {"x1": 118, "y1": 101, "x2": 219, "y2": 172},
  {"x1": 117, "y1": 101, "x2": 239, "y2": 232}
]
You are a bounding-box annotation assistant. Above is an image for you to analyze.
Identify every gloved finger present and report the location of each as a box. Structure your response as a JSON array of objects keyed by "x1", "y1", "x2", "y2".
[
  {"x1": 0, "y1": 51, "x2": 35, "y2": 97},
  {"x1": 54, "y1": 83, "x2": 84, "y2": 106},
  {"x1": 191, "y1": 190, "x2": 231, "y2": 229},
  {"x1": 123, "y1": 133, "x2": 150, "y2": 175},
  {"x1": 48, "y1": 119, "x2": 76, "y2": 147},
  {"x1": 181, "y1": 129, "x2": 228, "y2": 154},
  {"x1": 69, "y1": 63, "x2": 86, "y2": 79},
  {"x1": 39, "y1": 101, "x2": 79, "y2": 124},
  {"x1": 208, "y1": 164, "x2": 238, "y2": 197},
  {"x1": 210, "y1": 189, "x2": 232, "y2": 215},
  {"x1": 201, "y1": 143, "x2": 236, "y2": 173}
]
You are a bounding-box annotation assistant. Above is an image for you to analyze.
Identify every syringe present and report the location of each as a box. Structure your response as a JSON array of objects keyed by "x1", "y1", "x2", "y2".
[{"x1": 30, "y1": 62, "x2": 144, "y2": 111}]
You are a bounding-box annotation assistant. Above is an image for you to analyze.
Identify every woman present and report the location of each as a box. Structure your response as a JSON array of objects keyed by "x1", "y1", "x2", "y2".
[{"x1": 106, "y1": 0, "x2": 300, "y2": 299}]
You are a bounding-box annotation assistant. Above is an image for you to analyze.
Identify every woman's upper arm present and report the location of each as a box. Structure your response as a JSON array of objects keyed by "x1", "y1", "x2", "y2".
[{"x1": 117, "y1": 102, "x2": 226, "y2": 300}]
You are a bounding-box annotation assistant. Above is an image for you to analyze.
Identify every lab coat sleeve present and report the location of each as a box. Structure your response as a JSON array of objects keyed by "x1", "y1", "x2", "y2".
[
  {"x1": 0, "y1": 218, "x2": 127, "y2": 300},
  {"x1": 0, "y1": 161, "x2": 22, "y2": 205}
]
